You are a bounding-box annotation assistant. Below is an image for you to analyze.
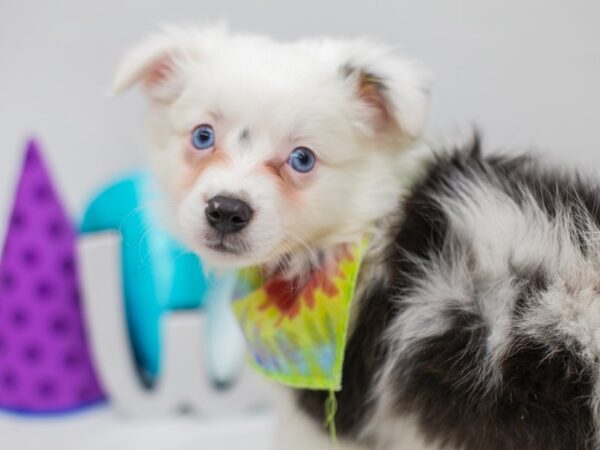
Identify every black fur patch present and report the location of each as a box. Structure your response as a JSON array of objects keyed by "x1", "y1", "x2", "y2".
[{"x1": 393, "y1": 310, "x2": 595, "y2": 450}]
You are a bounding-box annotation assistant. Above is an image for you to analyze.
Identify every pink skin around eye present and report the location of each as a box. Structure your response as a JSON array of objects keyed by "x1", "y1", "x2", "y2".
[
  {"x1": 185, "y1": 143, "x2": 214, "y2": 165},
  {"x1": 187, "y1": 140, "x2": 214, "y2": 154},
  {"x1": 279, "y1": 155, "x2": 318, "y2": 188}
]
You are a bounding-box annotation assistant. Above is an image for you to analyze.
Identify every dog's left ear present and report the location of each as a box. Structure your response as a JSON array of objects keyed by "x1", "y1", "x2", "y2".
[{"x1": 321, "y1": 40, "x2": 431, "y2": 140}]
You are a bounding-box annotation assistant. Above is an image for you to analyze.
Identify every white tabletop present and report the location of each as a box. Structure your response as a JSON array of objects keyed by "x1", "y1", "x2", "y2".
[{"x1": 0, "y1": 407, "x2": 276, "y2": 450}]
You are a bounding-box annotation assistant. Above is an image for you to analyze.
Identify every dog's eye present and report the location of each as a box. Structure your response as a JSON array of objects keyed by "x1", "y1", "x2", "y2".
[
  {"x1": 191, "y1": 125, "x2": 215, "y2": 150},
  {"x1": 288, "y1": 147, "x2": 316, "y2": 173}
]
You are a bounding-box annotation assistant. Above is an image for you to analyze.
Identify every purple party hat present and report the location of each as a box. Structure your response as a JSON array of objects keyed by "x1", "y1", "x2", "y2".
[{"x1": 0, "y1": 139, "x2": 105, "y2": 413}]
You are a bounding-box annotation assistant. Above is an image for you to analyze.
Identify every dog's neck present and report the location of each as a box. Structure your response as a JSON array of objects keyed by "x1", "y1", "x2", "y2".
[
  {"x1": 266, "y1": 143, "x2": 432, "y2": 278},
  {"x1": 259, "y1": 143, "x2": 433, "y2": 332}
]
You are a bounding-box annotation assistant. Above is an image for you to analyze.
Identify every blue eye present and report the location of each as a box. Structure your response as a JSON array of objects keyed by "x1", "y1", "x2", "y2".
[
  {"x1": 191, "y1": 125, "x2": 215, "y2": 150},
  {"x1": 288, "y1": 147, "x2": 316, "y2": 173}
]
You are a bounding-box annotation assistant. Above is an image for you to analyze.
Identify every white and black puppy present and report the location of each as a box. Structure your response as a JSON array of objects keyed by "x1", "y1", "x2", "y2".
[{"x1": 114, "y1": 25, "x2": 599, "y2": 450}]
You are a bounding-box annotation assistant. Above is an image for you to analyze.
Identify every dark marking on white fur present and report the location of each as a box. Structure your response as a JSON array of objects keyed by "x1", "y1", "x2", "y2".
[{"x1": 240, "y1": 128, "x2": 250, "y2": 143}]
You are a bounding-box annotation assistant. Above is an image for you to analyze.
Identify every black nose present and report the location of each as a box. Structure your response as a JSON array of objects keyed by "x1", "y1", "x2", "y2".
[{"x1": 205, "y1": 196, "x2": 253, "y2": 233}]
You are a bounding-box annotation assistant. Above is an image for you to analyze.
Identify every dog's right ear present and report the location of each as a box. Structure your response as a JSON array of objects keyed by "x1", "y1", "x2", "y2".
[{"x1": 112, "y1": 31, "x2": 189, "y2": 102}]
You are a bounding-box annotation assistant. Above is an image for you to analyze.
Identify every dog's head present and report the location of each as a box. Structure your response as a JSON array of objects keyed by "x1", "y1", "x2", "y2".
[{"x1": 114, "y1": 25, "x2": 430, "y2": 269}]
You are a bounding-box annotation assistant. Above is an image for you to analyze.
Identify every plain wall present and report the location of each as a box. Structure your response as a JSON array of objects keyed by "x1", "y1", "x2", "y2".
[{"x1": 1, "y1": 0, "x2": 599, "y2": 237}]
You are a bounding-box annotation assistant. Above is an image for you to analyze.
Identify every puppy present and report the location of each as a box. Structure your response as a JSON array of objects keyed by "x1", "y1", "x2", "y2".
[{"x1": 114, "y1": 26, "x2": 600, "y2": 450}]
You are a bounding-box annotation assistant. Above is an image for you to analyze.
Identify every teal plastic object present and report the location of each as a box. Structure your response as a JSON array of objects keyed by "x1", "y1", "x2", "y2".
[{"x1": 80, "y1": 171, "x2": 207, "y2": 379}]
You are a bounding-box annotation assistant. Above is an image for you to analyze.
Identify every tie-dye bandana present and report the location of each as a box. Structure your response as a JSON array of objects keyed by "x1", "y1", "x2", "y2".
[{"x1": 232, "y1": 237, "x2": 370, "y2": 391}]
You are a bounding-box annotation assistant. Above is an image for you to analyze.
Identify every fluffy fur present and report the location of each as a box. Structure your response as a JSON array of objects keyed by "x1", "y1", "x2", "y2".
[
  {"x1": 115, "y1": 26, "x2": 600, "y2": 450},
  {"x1": 112, "y1": 24, "x2": 429, "y2": 272}
]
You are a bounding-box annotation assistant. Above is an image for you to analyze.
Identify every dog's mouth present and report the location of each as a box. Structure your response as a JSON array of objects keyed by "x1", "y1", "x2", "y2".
[{"x1": 204, "y1": 234, "x2": 249, "y2": 256}]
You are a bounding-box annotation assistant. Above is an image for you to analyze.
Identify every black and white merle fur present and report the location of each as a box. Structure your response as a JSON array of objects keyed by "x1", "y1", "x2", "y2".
[{"x1": 298, "y1": 138, "x2": 600, "y2": 450}]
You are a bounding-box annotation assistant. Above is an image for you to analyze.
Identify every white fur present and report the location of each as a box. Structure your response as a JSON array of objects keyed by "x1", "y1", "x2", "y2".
[{"x1": 114, "y1": 24, "x2": 430, "y2": 272}]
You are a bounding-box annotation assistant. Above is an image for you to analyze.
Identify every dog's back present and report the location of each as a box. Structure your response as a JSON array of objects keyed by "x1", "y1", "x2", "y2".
[{"x1": 300, "y1": 140, "x2": 600, "y2": 449}]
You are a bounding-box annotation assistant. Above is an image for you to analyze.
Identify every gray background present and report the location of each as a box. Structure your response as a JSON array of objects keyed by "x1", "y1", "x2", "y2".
[{"x1": 1, "y1": 0, "x2": 599, "y2": 237}]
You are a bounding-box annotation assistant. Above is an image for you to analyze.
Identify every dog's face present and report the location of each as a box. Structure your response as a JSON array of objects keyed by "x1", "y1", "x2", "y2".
[{"x1": 114, "y1": 26, "x2": 429, "y2": 268}]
